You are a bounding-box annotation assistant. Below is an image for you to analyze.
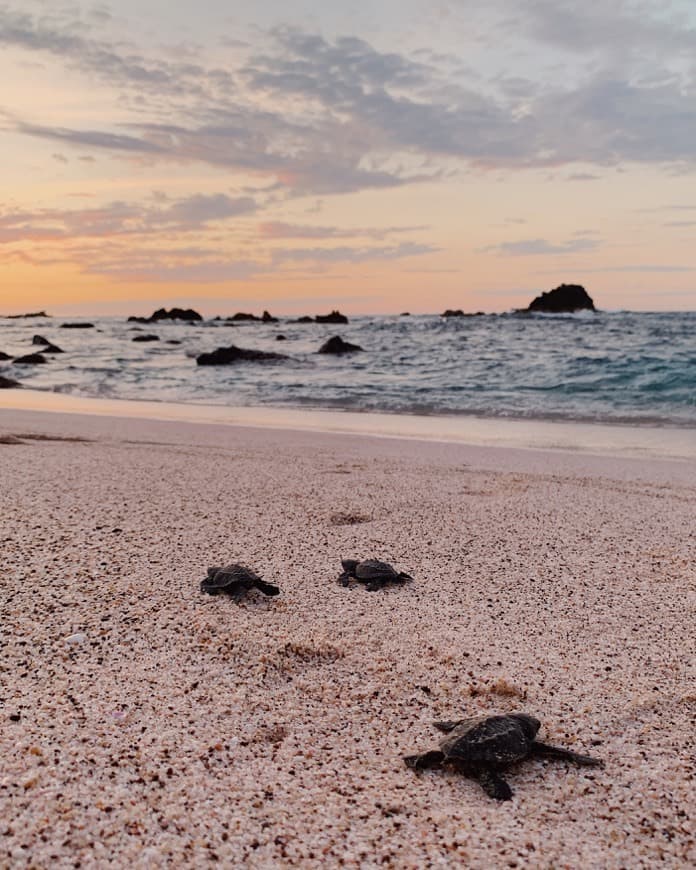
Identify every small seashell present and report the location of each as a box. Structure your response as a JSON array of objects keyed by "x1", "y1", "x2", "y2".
[{"x1": 65, "y1": 633, "x2": 86, "y2": 645}]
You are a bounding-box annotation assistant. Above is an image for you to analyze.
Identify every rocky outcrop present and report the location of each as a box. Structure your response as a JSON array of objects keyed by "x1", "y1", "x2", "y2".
[
  {"x1": 261, "y1": 310, "x2": 278, "y2": 323},
  {"x1": 5, "y1": 311, "x2": 49, "y2": 319},
  {"x1": 275, "y1": 334, "x2": 287, "y2": 341},
  {"x1": 0, "y1": 375, "x2": 22, "y2": 388},
  {"x1": 129, "y1": 307, "x2": 202, "y2": 323},
  {"x1": 315, "y1": 310, "x2": 349, "y2": 324},
  {"x1": 132, "y1": 334, "x2": 160, "y2": 342},
  {"x1": 32, "y1": 336, "x2": 63, "y2": 352},
  {"x1": 526, "y1": 284, "x2": 595, "y2": 313},
  {"x1": 60, "y1": 322, "x2": 95, "y2": 328},
  {"x1": 442, "y1": 309, "x2": 466, "y2": 317},
  {"x1": 293, "y1": 316, "x2": 315, "y2": 323},
  {"x1": 196, "y1": 345, "x2": 289, "y2": 365},
  {"x1": 318, "y1": 335, "x2": 363, "y2": 354},
  {"x1": 13, "y1": 353, "x2": 47, "y2": 364},
  {"x1": 0, "y1": 351, "x2": 12, "y2": 360}
]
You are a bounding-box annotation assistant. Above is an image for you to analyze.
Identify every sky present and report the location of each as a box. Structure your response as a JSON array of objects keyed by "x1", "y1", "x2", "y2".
[{"x1": 1, "y1": 0, "x2": 696, "y2": 315}]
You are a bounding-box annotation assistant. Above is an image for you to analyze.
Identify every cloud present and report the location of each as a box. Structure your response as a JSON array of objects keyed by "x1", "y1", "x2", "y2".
[
  {"x1": 258, "y1": 221, "x2": 427, "y2": 239},
  {"x1": 4, "y1": 4, "x2": 696, "y2": 200},
  {"x1": 483, "y1": 237, "x2": 601, "y2": 256},
  {"x1": 271, "y1": 242, "x2": 439, "y2": 265},
  {"x1": 0, "y1": 193, "x2": 258, "y2": 244}
]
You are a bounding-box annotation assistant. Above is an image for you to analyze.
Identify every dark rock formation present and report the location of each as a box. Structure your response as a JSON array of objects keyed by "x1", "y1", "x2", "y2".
[
  {"x1": 293, "y1": 316, "x2": 315, "y2": 323},
  {"x1": 129, "y1": 307, "x2": 202, "y2": 323},
  {"x1": 0, "y1": 351, "x2": 12, "y2": 360},
  {"x1": 318, "y1": 335, "x2": 363, "y2": 354},
  {"x1": 276, "y1": 334, "x2": 287, "y2": 341},
  {"x1": 262, "y1": 310, "x2": 278, "y2": 323},
  {"x1": 60, "y1": 322, "x2": 95, "y2": 329},
  {"x1": 132, "y1": 334, "x2": 160, "y2": 342},
  {"x1": 315, "y1": 310, "x2": 349, "y2": 324},
  {"x1": 165, "y1": 339, "x2": 182, "y2": 345},
  {"x1": 13, "y1": 353, "x2": 47, "y2": 364},
  {"x1": 400, "y1": 312, "x2": 411, "y2": 316},
  {"x1": 526, "y1": 284, "x2": 595, "y2": 313},
  {"x1": 0, "y1": 375, "x2": 22, "y2": 388},
  {"x1": 5, "y1": 311, "x2": 49, "y2": 319},
  {"x1": 32, "y1": 336, "x2": 63, "y2": 352},
  {"x1": 196, "y1": 345, "x2": 289, "y2": 365},
  {"x1": 442, "y1": 309, "x2": 466, "y2": 317}
]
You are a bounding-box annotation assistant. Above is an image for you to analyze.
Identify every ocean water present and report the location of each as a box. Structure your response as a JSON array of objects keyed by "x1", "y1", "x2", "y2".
[{"x1": 1, "y1": 311, "x2": 694, "y2": 427}]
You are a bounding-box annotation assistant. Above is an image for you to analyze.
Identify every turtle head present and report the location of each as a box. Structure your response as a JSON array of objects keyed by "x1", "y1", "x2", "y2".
[
  {"x1": 508, "y1": 713, "x2": 541, "y2": 739},
  {"x1": 340, "y1": 559, "x2": 359, "y2": 576}
]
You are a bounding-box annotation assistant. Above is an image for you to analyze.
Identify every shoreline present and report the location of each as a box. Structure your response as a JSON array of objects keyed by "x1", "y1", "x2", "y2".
[{"x1": 1, "y1": 388, "x2": 694, "y2": 460}]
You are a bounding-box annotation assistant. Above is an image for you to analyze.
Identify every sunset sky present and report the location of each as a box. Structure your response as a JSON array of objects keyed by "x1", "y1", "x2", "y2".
[{"x1": 2, "y1": 0, "x2": 696, "y2": 315}]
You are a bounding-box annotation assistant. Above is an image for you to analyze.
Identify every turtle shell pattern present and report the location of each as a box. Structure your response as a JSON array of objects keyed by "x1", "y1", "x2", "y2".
[{"x1": 440, "y1": 714, "x2": 541, "y2": 768}]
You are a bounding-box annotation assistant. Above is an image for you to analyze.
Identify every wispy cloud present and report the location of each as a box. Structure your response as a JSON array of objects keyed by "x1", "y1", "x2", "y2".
[
  {"x1": 482, "y1": 237, "x2": 601, "y2": 256},
  {"x1": 4, "y1": 4, "x2": 696, "y2": 200}
]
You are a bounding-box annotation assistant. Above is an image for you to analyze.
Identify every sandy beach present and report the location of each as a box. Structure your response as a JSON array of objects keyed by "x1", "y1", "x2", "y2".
[{"x1": 1, "y1": 405, "x2": 694, "y2": 868}]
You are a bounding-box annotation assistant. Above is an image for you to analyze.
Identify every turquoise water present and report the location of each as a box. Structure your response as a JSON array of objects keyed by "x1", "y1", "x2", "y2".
[{"x1": 1, "y1": 310, "x2": 694, "y2": 426}]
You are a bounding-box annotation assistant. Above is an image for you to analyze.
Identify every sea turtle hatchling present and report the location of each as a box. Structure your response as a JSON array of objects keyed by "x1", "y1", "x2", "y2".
[
  {"x1": 338, "y1": 558, "x2": 413, "y2": 591},
  {"x1": 404, "y1": 712, "x2": 603, "y2": 800},
  {"x1": 200, "y1": 564, "x2": 280, "y2": 598}
]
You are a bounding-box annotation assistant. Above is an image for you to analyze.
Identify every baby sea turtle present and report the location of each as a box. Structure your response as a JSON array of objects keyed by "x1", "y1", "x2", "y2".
[
  {"x1": 201, "y1": 564, "x2": 280, "y2": 597},
  {"x1": 338, "y1": 558, "x2": 413, "y2": 591},
  {"x1": 404, "y1": 712, "x2": 603, "y2": 801}
]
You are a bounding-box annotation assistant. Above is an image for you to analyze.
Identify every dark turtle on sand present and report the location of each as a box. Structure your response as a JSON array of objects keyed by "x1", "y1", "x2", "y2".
[
  {"x1": 404, "y1": 712, "x2": 603, "y2": 801},
  {"x1": 338, "y1": 558, "x2": 413, "y2": 591},
  {"x1": 201, "y1": 564, "x2": 280, "y2": 597}
]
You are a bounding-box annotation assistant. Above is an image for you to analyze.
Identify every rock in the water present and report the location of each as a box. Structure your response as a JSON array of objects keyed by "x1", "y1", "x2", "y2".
[
  {"x1": 132, "y1": 334, "x2": 160, "y2": 342},
  {"x1": 129, "y1": 307, "x2": 202, "y2": 323},
  {"x1": 5, "y1": 311, "x2": 49, "y2": 319},
  {"x1": 0, "y1": 375, "x2": 21, "y2": 388},
  {"x1": 13, "y1": 353, "x2": 47, "y2": 364},
  {"x1": 526, "y1": 284, "x2": 595, "y2": 313},
  {"x1": 0, "y1": 351, "x2": 12, "y2": 360},
  {"x1": 318, "y1": 335, "x2": 363, "y2": 354},
  {"x1": 196, "y1": 345, "x2": 289, "y2": 365},
  {"x1": 276, "y1": 334, "x2": 287, "y2": 341},
  {"x1": 32, "y1": 336, "x2": 63, "y2": 352},
  {"x1": 60, "y1": 322, "x2": 95, "y2": 329},
  {"x1": 400, "y1": 312, "x2": 411, "y2": 316},
  {"x1": 165, "y1": 339, "x2": 182, "y2": 344},
  {"x1": 262, "y1": 310, "x2": 278, "y2": 323},
  {"x1": 293, "y1": 316, "x2": 315, "y2": 323},
  {"x1": 442, "y1": 309, "x2": 466, "y2": 317},
  {"x1": 316, "y1": 310, "x2": 349, "y2": 324}
]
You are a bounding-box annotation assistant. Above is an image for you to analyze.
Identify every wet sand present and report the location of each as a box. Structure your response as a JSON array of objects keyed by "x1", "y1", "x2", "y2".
[{"x1": 1, "y1": 407, "x2": 694, "y2": 868}]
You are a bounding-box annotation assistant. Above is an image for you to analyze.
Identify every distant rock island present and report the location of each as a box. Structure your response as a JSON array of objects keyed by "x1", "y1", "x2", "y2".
[
  {"x1": 4, "y1": 311, "x2": 49, "y2": 319},
  {"x1": 526, "y1": 284, "x2": 595, "y2": 313},
  {"x1": 129, "y1": 307, "x2": 202, "y2": 323}
]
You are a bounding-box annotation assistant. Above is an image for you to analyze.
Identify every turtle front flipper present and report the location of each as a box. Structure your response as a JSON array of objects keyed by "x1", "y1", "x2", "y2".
[
  {"x1": 397, "y1": 571, "x2": 413, "y2": 583},
  {"x1": 337, "y1": 572, "x2": 352, "y2": 587},
  {"x1": 404, "y1": 750, "x2": 445, "y2": 770},
  {"x1": 253, "y1": 579, "x2": 281, "y2": 597},
  {"x1": 433, "y1": 719, "x2": 464, "y2": 733},
  {"x1": 475, "y1": 769, "x2": 513, "y2": 801},
  {"x1": 531, "y1": 741, "x2": 604, "y2": 767},
  {"x1": 207, "y1": 567, "x2": 221, "y2": 578}
]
